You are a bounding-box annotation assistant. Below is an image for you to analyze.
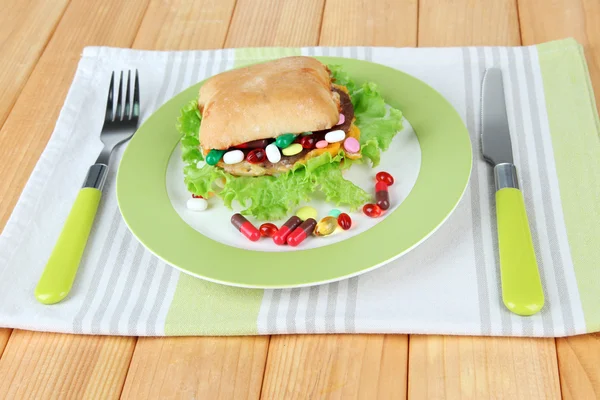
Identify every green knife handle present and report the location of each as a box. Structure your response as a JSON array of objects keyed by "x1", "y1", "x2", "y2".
[
  {"x1": 496, "y1": 187, "x2": 545, "y2": 316},
  {"x1": 35, "y1": 188, "x2": 102, "y2": 304}
]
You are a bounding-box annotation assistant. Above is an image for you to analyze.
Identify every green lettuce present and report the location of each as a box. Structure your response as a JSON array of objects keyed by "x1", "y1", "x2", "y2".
[
  {"x1": 177, "y1": 65, "x2": 402, "y2": 220},
  {"x1": 329, "y1": 66, "x2": 404, "y2": 166}
]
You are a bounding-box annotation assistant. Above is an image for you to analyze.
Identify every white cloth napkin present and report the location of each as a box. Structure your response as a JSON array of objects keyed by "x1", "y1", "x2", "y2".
[{"x1": 1, "y1": 39, "x2": 598, "y2": 337}]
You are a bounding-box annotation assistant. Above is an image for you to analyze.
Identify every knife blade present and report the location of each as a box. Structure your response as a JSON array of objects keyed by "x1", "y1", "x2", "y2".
[{"x1": 481, "y1": 68, "x2": 545, "y2": 316}]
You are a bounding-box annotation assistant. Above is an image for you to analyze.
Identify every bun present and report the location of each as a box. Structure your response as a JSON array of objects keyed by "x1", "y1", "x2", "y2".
[{"x1": 198, "y1": 56, "x2": 340, "y2": 150}]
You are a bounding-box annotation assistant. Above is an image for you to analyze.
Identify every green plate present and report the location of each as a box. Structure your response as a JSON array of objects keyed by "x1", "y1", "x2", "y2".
[{"x1": 116, "y1": 58, "x2": 472, "y2": 288}]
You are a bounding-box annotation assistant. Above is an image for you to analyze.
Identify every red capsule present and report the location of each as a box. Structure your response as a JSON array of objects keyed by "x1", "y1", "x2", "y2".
[
  {"x1": 337, "y1": 213, "x2": 352, "y2": 230},
  {"x1": 287, "y1": 218, "x2": 317, "y2": 247},
  {"x1": 231, "y1": 213, "x2": 261, "y2": 242},
  {"x1": 259, "y1": 223, "x2": 278, "y2": 238},
  {"x1": 191, "y1": 194, "x2": 203, "y2": 198},
  {"x1": 299, "y1": 135, "x2": 316, "y2": 149},
  {"x1": 363, "y1": 203, "x2": 382, "y2": 218},
  {"x1": 375, "y1": 181, "x2": 390, "y2": 210},
  {"x1": 273, "y1": 216, "x2": 302, "y2": 245},
  {"x1": 246, "y1": 148, "x2": 266, "y2": 164},
  {"x1": 235, "y1": 139, "x2": 271, "y2": 149},
  {"x1": 376, "y1": 171, "x2": 394, "y2": 186}
]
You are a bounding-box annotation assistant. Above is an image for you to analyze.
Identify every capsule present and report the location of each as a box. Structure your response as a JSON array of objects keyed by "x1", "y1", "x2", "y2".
[
  {"x1": 231, "y1": 213, "x2": 260, "y2": 242},
  {"x1": 363, "y1": 203, "x2": 382, "y2": 218},
  {"x1": 337, "y1": 213, "x2": 352, "y2": 230},
  {"x1": 246, "y1": 148, "x2": 266, "y2": 164},
  {"x1": 259, "y1": 223, "x2": 278, "y2": 238},
  {"x1": 287, "y1": 218, "x2": 317, "y2": 247},
  {"x1": 314, "y1": 216, "x2": 338, "y2": 236},
  {"x1": 299, "y1": 135, "x2": 316, "y2": 149},
  {"x1": 273, "y1": 216, "x2": 302, "y2": 245},
  {"x1": 375, "y1": 181, "x2": 390, "y2": 210},
  {"x1": 235, "y1": 139, "x2": 270, "y2": 149},
  {"x1": 376, "y1": 171, "x2": 394, "y2": 186},
  {"x1": 275, "y1": 133, "x2": 297, "y2": 148},
  {"x1": 206, "y1": 149, "x2": 225, "y2": 166}
]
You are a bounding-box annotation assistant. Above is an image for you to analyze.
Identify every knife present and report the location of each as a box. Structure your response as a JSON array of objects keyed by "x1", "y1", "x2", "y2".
[{"x1": 481, "y1": 68, "x2": 545, "y2": 316}]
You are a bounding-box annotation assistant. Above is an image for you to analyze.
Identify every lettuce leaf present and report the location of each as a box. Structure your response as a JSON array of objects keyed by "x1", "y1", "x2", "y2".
[
  {"x1": 177, "y1": 65, "x2": 402, "y2": 220},
  {"x1": 330, "y1": 67, "x2": 403, "y2": 166}
]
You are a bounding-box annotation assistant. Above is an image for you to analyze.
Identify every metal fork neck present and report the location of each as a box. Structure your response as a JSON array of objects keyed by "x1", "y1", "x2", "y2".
[{"x1": 83, "y1": 163, "x2": 108, "y2": 190}]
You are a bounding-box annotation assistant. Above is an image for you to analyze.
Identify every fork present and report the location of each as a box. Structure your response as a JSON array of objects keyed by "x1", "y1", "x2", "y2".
[{"x1": 35, "y1": 71, "x2": 140, "y2": 305}]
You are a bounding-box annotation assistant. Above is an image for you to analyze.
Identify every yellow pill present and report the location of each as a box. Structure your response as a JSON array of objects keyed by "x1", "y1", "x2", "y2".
[
  {"x1": 296, "y1": 206, "x2": 317, "y2": 221},
  {"x1": 282, "y1": 143, "x2": 303, "y2": 156},
  {"x1": 314, "y1": 216, "x2": 338, "y2": 237}
]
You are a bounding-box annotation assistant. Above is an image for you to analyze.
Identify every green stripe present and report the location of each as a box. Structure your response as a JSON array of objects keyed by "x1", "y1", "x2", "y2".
[
  {"x1": 234, "y1": 47, "x2": 301, "y2": 67},
  {"x1": 165, "y1": 48, "x2": 300, "y2": 335},
  {"x1": 165, "y1": 275, "x2": 264, "y2": 335},
  {"x1": 537, "y1": 38, "x2": 600, "y2": 332}
]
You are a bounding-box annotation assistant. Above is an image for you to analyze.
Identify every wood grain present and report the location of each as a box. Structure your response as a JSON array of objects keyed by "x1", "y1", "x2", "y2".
[
  {"x1": 0, "y1": 0, "x2": 150, "y2": 229},
  {"x1": 133, "y1": 0, "x2": 236, "y2": 50},
  {"x1": 0, "y1": 0, "x2": 70, "y2": 129},
  {"x1": 262, "y1": 335, "x2": 408, "y2": 400},
  {"x1": 418, "y1": 0, "x2": 521, "y2": 46},
  {"x1": 409, "y1": 335, "x2": 561, "y2": 399},
  {"x1": 556, "y1": 333, "x2": 600, "y2": 399},
  {"x1": 518, "y1": 0, "x2": 600, "y2": 111},
  {"x1": 0, "y1": 329, "x2": 11, "y2": 357},
  {"x1": 121, "y1": 336, "x2": 269, "y2": 399},
  {"x1": 0, "y1": 330, "x2": 135, "y2": 399},
  {"x1": 320, "y1": 0, "x2": 417, "y2": 46},
  {"x1": 225, "y1": 0, "x2": 325, "y2": 47}
]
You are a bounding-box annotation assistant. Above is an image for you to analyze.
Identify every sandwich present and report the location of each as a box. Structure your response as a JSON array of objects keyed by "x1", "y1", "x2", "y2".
[{"x1": 178, "y1": 56, "x2": 403, "y2": 220}]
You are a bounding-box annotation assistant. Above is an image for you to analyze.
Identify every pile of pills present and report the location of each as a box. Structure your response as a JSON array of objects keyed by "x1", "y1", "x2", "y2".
[
  {"x1": 203, "y1": 113, "x2": 359, "y2": 167},
  {"x1": 227, "y1": 205, "x2": 354, "y2": 246}
]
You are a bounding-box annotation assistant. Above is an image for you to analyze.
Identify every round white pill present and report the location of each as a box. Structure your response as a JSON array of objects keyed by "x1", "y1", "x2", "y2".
[
  {"x1": 325, "y1": 129, "x2": 345, "y2": 143},
  {"x1": 265, "y1": 143, "x2": 281, "y2": 163},
  {"x1": 186, "y1": 197, "x2": 208, "y2": 211},
  {"x1": 223, "y1": 150, "x2": 244, "y2": 164}
]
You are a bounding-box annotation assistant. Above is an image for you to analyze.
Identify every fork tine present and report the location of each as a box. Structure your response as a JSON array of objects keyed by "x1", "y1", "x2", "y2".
[
  {"x1": 133, "y1": 70, "x2": 140, "y2": 120},
  {"x1": 124, "y1": 70, "x2": 131, "y2": 119},
  {"x1": 115, "y1": 71, "x2": 124, "y2": 121},
  {"x1": 105, "y1": 72, "x2": 114, "y2": 122}
]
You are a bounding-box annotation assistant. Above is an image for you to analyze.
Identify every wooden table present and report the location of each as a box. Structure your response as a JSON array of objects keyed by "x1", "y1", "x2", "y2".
[{"x1": 0, "y1": 0, "x2": 598, "y2": 398}]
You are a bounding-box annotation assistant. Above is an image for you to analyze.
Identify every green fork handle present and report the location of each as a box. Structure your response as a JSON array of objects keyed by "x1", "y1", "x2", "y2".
[{"x1": 34, "y1": 188, "x2": 102, "y2": 304}]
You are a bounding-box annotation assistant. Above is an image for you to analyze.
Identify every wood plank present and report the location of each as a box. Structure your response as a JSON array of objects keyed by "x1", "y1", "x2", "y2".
[
  {"x1": 133, "y1": 0, "x2": 236, "y2": 50},
  {"x1": 0, "y1": 329, "x2": 11, "y2": 357},
  {"x1": 409, "y1": 335, "x2": 561, "y2": 399},
  {"x1": 0, "y1": 0, "x2": 70, "y2": 129},
  {"x1": 418, "y1": 0, "x2": 521, "y2": 46},
  {"x1": 556, "y1": 333, "x2": 600, "y2": 399},
  {"x1": 0, "y1": 330, "x2": 135, "y2": 399},
  {"x1": 518, "y1": 0, "x2": 600, "y2": 116},
  {"x1": 262, "y1": 335, "x2": 408, "y2": 399},
  {"x1": 121, "y1": 336, "x2": 269, "y2": 399},
  {"x1": 320, "y1": 0, "x2": 418, "y2": 46},
  {"x1": 412, "y1": 1, "x2": 562, "y2": 399},
  {"x1": 517, "y1": 1, "x2": 600, "y2": 398},
  {"x1": 0, "y1": 0, "x2": 150, "y2": 229},
  {"x1": 225, "y1": 0, "x2": 325, "y2": 47}
]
